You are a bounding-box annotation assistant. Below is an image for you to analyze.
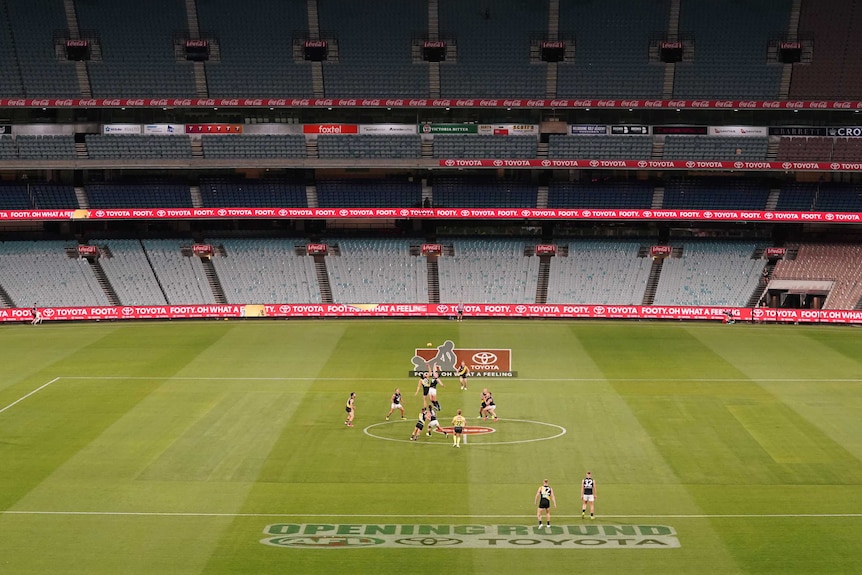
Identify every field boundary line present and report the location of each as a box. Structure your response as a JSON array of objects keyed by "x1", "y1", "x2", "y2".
[
  {"x1": 0, "y1": 377, "x2": 61, "y2": 415},
  {"x1": 56, "y1": 376, "x2": 862, "y2": 383},
  {"x1": 2, "y1": 510, "x2": 862, "y2": 519}
]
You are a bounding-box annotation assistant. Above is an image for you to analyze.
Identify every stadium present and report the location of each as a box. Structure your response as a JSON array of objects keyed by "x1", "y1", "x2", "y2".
[{"x1": 1, "y1": 0, "x2": 862, "y2": 573}]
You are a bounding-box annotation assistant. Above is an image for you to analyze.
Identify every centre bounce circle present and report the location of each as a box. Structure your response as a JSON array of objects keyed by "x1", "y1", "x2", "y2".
[{"x1": 363, "y1": 419, "x2": 567, "y2": 446}]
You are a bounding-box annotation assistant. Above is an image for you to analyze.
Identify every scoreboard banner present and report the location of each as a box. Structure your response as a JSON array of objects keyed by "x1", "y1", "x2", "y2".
[{"x1": 6, "y1": 304, "x2": 862, "y2": 324}]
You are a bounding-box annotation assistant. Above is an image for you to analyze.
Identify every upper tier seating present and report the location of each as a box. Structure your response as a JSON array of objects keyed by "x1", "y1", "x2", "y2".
[
  {"x1": 198, "y1": 0, "x2": 313, "y2": 97},
  {"x1": 317, "y1": 135, "x2": 422, "y2": 159},
  {"x1": 75, "y1": 0, "x2": 195, "y2": 97},
  {"x1": 433, "y1": 135, "x2": 537, "y2": 158},
  {"x1": 438, "y1": 0, "x2": 546, "y2": 98},
  {"x1": 199, "y1": 177, "x2": 308, "y2": 207},
  {"x1": 556, "y1": 0, "x2": 668, "y2": 99},
  {"x1": 6, "y1": 0, "x2": 79, "y2": 97},
  {"x1": 201, "y1": 135, "x2": 307, "y2": 159},
  {"x1": 318, "y1": 0, "x2": 428, "y2": 97},
  {"x1": 549, "y1": 135, "x2": 652, "y2": 159},
  {"x1": 673, "y1": 0, "x2": 791, "y2": 99},
  {"x1": 431, "y1": 177, "x2": 537, "y2": 207},
  {"x1": 85, "y1": 135, "x2": 193, "y2": 160},
  {"x1": 663, "y1": 136, "x2": 768, "y2": 161},
  {"x1": 547, "y1": 181, "x2": 654, "y2": 208}
]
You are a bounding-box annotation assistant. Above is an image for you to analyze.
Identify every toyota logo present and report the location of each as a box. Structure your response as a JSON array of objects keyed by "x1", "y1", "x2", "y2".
[
  {"x1": 460, "y1": 210, "x2": 470, "y2": 217},
  {"x1": 436, "y1": 304, "x2": 449, "y2": 313},
  {"x1": 638, "y1": 161, "x2": 647, "y2": 167},
  {"x1": 704, "y1": 211, "x2": 713, "y2": 218},
  {"x1": 541, "y1": 160, "x2": 551, "y2": 167},
  {"x1": 279, "y1": 305, "x2": 290, "y2": 314},
  {"x1": 643, "y1": 210, "x2": 652, "y2": 218},
  {"x1": 339, "y1": 209, "x2": 348, "y2": 216},
  {"x1": 782, "y1": 162, "x2": 792, "y2": 170},
  {"x1": 831, "y1": 163, "x2": 840, "y2": 170},
  {"x1": 278, "y1": 209, "x2": 287, "y2": 216},
  {"x1": 400, "y1": 209, "x2": 409, "y2": 216},
  {"x1": 42, "y1": 309, "x2": 55, "y2": 317},
  {"x1": 217, "y1": 209, "x2": 227, "y2": 216},
  {"x1": 582, "y1": 210, "x2": 591, "y2": 217},
  {"x1": 122, "y1": 307, "x2": 134, "y2": 316},
  {"x1": 157, "y1": 209, "x2": 166, "y2": 217},
  {"x1": 521, "y1": 210, "x2": 531, "y2": 217},
  {"x1": 472, "y1": 352, "x2": 498, "y2": 365},
  {"x1": 515, "y1": 305, "x2": 527, "y2": 314},
  {"x1": 589, "y1": 160, "x2": 599, "y2": 167},
  {"x1": 752, "y1": 308, "x2": 763, "y2": 317},
  {"x1": 95, "y1": 210, "x2": 105, "y2": 217},
  {"x1": 764, "y1": 212, "x2": 773, "y2": 219},
  {"x1": 826, "y1": 213, "x2": 834, "y2": 220},
  {"x1": 734, "y1": 162, "x2": 743, "y2": 169},
  {"x1": 594, "y1": 306, "x2": 605, "y2": 314},
  {"x1": 395, "y1": 537, "x2": 462, "y2": 547},
  {"x1": 445, "y1": 159, "x2": 455, "y2": 166},
  {"x1": 493, "y1": 160, "x2": 503, "y2": 167},
  {"x1": 686, "y1": 161, "x2": 695, "y2": 168}
]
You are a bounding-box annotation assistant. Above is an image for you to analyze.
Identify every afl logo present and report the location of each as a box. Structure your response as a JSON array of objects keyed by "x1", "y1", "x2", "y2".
[
  {"x1": 472, "y1": 352, "x2": 498, "y2": 365},
  {"x1": 261, "y1": 536, "x2": 384, "y2": 548}
]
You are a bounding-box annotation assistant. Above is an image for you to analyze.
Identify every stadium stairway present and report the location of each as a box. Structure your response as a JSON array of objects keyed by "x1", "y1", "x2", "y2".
[
  {"x1": 200, "y1": 257, "x2": 227, "y2": 304},
  {"x1": 426, "y1": 255, "x2": 439, "y2": 303},
  {"x1": 535, "y1": 256, "x2": 550, "y2": 304},
  {"x1": 88, "y1": 258, "x2": 121, "y2": 305},
  {"x1": 314, "y1": 255, "x2": 333, "y2": 303},
  {"x1": 0, "y1": 282, "x2": 15, "y2": 307}
]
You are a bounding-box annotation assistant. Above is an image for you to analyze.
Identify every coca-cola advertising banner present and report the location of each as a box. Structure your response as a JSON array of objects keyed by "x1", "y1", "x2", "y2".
[
  {"x1": 765, "y1": 247, "x2": 787, "y2": 258},
  {"x1": 306, "y1": 243, "x2": 327, "y2": 255},
  {"x1": 535, "y1": 244, "x2": 557, "y2": 255},
  {"x1": 650, "y1": 245, "x2": 672, "y2": 257},
  {"x1": 6, "y1": 304, "x2": 862, "y2": 324},
  {"x1": 421, "y1": 243, "x2": 442, "y2": 255},
  {"x1": 77, "y1": 245, "x2": 99, "y2": 256},
  {"x1": 192, "y1": 244, "x2": 213, "y2": 256},
  {"x1": 5, "y1": 98, "x2": 862, "y2": 111},
  {"x1": 8, "y1": 206, "x2": 862, "y2": 222}
]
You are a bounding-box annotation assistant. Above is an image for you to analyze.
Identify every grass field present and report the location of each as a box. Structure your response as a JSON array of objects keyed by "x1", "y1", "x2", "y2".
[{"x1": 2, "y1": 318, "x2": 862, "y2": 574}]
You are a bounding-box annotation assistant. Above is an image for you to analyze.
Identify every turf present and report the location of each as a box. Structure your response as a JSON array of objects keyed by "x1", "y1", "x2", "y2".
[{"x1": 1, "y1": 319, "x2": 862, "y2": 574}]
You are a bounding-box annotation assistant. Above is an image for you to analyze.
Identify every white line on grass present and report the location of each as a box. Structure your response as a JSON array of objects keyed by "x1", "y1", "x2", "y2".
[
  {"x1": 0, "y1": 377, "x2": 60, "y2": 415},
  {"x1": 2, "y1": 510, "x2": 862, "y2": 519},
  {"x1": 57, "y1": 376, "x2": 862, "y2": 383}
]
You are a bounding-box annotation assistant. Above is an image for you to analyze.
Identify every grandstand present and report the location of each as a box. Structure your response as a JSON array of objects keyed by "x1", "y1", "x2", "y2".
[{"x1": 0, "y1": 0, "x2": 856, "y2": 318}]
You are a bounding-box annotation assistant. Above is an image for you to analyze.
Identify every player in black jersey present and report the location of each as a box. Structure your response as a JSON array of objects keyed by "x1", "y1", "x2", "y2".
[
  {"x1": 425, "y1": 405, "x2": 448, "y2": 438},
  {"x1": 344, "y1": 392, "x2": 356, "y2": 427},
  {"x1": 581, "y1": 471, "x2": 596, "y2": 519},
  {"x1": 427, "y1": 362, "x2": 445, "y2": 412},
  {"x1": 386, "y1": 388, "x2": 406, "y2": 420},
  {"x1": 534, "y1": 478, "x2": 557, "y2": 528},
  {"x1": 479, "y1": 388, "x2": 490, "y2": 418},
  {"x1": 415, "y1": 370, "x2": 431, "y2": 407}
]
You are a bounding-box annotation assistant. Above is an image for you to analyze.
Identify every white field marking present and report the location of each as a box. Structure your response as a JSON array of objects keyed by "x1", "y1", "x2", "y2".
[
  {"x1": 2, "y1": 510, "x2": 862, "y2": 519},
  {"x1": 0, "y1": 377, "x2": 60, "y2": 415},
  {"x1": 364, "y1": 419, "x2": 566, "y2": 446},
  {"x1": 56, "y1": 376, "x2": 862, "y2": 382}
]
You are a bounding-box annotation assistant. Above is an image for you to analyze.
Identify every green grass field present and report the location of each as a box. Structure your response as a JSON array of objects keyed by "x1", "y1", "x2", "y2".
[{"x1": 2, "y1": 319, "x2": 862, "y2": 574}]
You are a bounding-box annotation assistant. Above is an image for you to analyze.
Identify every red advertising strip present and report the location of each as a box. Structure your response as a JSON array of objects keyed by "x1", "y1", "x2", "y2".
[
  {"x1": 0, "y1": 98, "x2": 861, "y2": 110},
  {"x1": 302, "y1": 124, "x2": 359, "y2": 134},
  {"x1": 765, "y1": 247, "x2": 787, "y2": 257},
  {"x1": 421, "y1": 243, "x2": 442, "y2": 255},
  {"x1": 6, "y1": 304, "x2": 862, "y2": 324},
  {"x1": 6, "y1": 207, "x2": 862, "y2": 222},
  {"x1": 650, "y1": 245, "x2": 672, "y2": 256},
  {"x1": 192, "y1": 243, "x2": 213, "y2": 256},
  {"x1": 535, "y1": 244, "x2": 557, "y2": 255},
  {"x1": 185, "y1": 124, "x2": 242, "y2": 133},
  {"x1": 438, "y1": 159, "x2": 862, "y2": 171},
  {"x1": 77, "y1": 245, "x2": 98, "y2": 256},
  {"x1": 306, "y1": 243, "x2": 327, "y2": 255}
]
